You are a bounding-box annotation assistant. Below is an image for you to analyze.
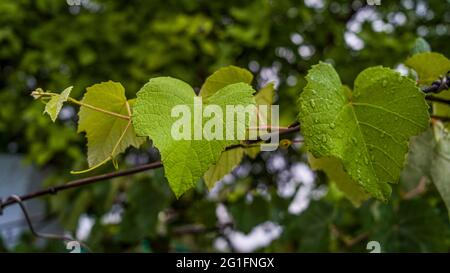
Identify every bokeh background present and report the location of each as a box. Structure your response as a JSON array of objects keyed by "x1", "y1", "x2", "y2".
[{"x1": 0, "y1": 0, "x2": 449, "y2": 252}]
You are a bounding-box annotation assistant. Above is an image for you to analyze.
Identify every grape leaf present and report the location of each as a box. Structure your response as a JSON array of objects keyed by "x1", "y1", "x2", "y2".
[
  {"x1": 78, "y1": 81, "x2": 145, "y2": 167},
  {"x1": 201, "y1": 65, "x2": 275, "y2": 189},
  {"x1": 430, "y1": 132, "x2": 450, "y2": 218},
  {"x1": 298, "y1": 62, "x2": 429, "y2": 201},
  {"x1": 308, "y1": 153, "x2": 369, "y2": 206},
  {"x1": 132, "y1": 77, "x2": 255, "y2": 197},
  {"x1": 405, "y1": 53, "x2": 450, "y2": 128},
  {"x1": 204, "y1": 148, "x2": 245, "y2": 189},
  {"x1": 245, "y1": 82, "x2": 275, "y2": 158},
  {"x1": 199, "y1": 65, "x2": 253, "y2": 99},
  {"x1": 44, "y1": 86, "x2": 72, "y2": 122},
  {"x1": 400, "y1": 129, "x2": 433, "y2": 191},
  {"x1": 405, "y1": 52, "x2": 450, "y2": 84},
  {"x1": 401, "y1": 125, "x2": 450, "y2": 218},
  {"x1": 202, "y1": 66, "x2": 254, "y2": 189},
  {"x1": 204, "y1": 83, "x2": 275, "y2": 188}
]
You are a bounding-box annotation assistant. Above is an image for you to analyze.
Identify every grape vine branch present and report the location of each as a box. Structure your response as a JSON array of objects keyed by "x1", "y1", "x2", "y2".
[{"x1": 0, "y1": 77, "x2": 448, "y2": 214}]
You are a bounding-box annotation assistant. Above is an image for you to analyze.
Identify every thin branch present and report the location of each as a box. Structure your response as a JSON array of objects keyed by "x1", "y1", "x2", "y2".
[
  {"x1": 67, "y1": 97, "x2": 130, "y2": 120},
  {"x1": 402, "y1": 176, "x2": 427, "y2": 200},
  {"x1": 0, "y1": 161, "x2": 163, "y2": 212},
  {"x1": 421, "y1": 72, "x2": 450, "y2": 94},
  {"x1": 431, "y1": 115, "x2": 450, "y2": 122},
  {"x1": 426, "y1": 95, "x2": 450, "y2": 105},
  {"x1": 1, "y1": 125, "x2": 301, "y2": 212}
]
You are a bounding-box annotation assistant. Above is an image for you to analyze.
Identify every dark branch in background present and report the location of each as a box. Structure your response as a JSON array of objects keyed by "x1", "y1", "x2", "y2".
[
  {"x1": 431, "y1": 115, "x2": 450, "y2": 122},
  {"x1": 0, "y1": 126, "x2": 301, "y2": 213},
  {"x1": 422, "y1": 71, "x2": 450, "y2": 94},
  {"x1": 0, "y1": 161, "x2": 162, "y2": 212},
  {"x1": 426, "y1": 95, "x2": 450, "y2": 105}
]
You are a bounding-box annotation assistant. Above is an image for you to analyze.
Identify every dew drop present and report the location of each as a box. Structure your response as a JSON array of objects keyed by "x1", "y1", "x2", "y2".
[
  {"x1": 310, "y1": 100, "x2": 316, "y2": 108},
  {"x1": 322, "y1": 135, "x2": 327, "y2": 143},
  {"x1": 329, "y1": 123, "x2": 336, "y2": 129}
]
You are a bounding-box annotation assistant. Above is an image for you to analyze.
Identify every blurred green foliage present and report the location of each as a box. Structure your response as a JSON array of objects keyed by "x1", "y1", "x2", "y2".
[{"x1": 0, "y1": 0, "x2": 449, "y2": 252}]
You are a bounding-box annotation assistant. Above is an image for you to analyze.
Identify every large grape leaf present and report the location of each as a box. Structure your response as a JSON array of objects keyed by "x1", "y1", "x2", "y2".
[
  {"x1": 78, "y1": 81, "x2": 145, "y2": 167},
  {"x1": 132, "y1": 77, "x2": 255, "y2": 197},
  {"x1": 298, "y1": 62, "x2": 429, "y2": 201},
  {"x1": 44, "y1": 86, "x2": 72, "y2": 122}
]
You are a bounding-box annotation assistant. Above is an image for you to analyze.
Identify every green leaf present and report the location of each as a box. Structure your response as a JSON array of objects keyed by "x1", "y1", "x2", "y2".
[
  {"x1": 283, "y1": 201, "x2": 334, "y2": 252},
  {"x1": 298, "y1": 62, "x2": 429, "y2": 201},
  {"x1": 199, "y1": 65, "x2": 253, "y2": 99},
  {"x1": 308, "y1": 153, "x2": 369, "y2": 206},
  {"x1": 405, "y1": 53, "x2": 450, "y2": 127},
  {"x1": 78, "y1": 81, "x2": 145, "y2": 167},
  {"x1": 430, "y1": 130, "x2": 450, "y2": 218},
  {"x1": 229, "y1": 195, "x2": 270, "y2": 234},
  {"x1": 44, "y1": 86, "x2": 72, "y2": 122},
  {"x1": 372, "y1": 199, "x2": 450, "y2": 252},
  {"x1": 405, "y1": 52, "x2": 450, "y2": 84},
  {"x1": 203, "y1": 82, "x2": 275, "y2": 189},
  {"x1": 201, "y1": 66, "x2": 254, "y2": 189},
  {"x1": 245, "y1": 82, "x2": 275, "y2": 159},
  {"x1": 410, "y1": 37, "x2": 431, "y2": 55},
  {"x1": 132, "y1": 77, "x2": 255, "y2": 197},
  {"x1": 400, "y1": 129, "x2": 433, "y2": 191},
  {"x1": 401, "y1": 125, "x2": 450, "y2": 218},
  {"x1": 204, "y1": 148, "x2": 245, "y2": 189}
]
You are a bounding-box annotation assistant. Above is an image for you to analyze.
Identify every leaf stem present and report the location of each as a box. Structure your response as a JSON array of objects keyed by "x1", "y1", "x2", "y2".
[
  {"x1": 67, "y1": 97, "x2": 130, "y2": 120},
  {"x1": 36, "y1": 92, "x2": 130, "y2": 120}
]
